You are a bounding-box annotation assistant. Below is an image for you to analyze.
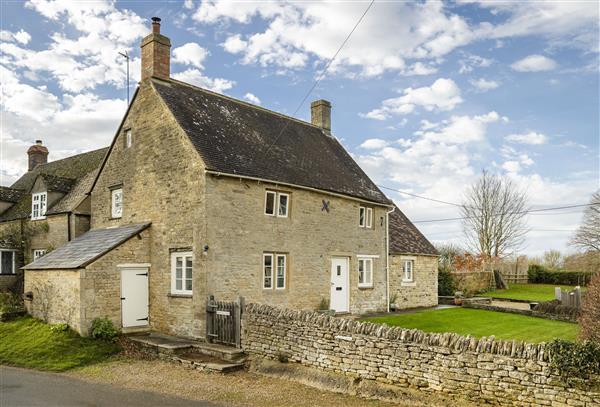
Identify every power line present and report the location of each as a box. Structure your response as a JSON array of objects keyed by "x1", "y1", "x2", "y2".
[
  {"x1": 411, "y1": 203, "x2": 599, "y2": 224},
  {"x1": 263, "y1": 0, "x2": 375, "y2": 157},
  {"x1": 378, "y1": 185, "x2": 464, "y2": 207}
]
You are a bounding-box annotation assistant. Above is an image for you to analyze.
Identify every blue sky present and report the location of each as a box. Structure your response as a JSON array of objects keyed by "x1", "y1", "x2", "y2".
[{"x1": 1, "y1": 1, "x2": 598, "y2": 255}]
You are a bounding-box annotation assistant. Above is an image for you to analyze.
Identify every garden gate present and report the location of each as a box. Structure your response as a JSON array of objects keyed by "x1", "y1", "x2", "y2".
[{"x1": 206, "y1": 295, "x2": 244, "y2": 348}]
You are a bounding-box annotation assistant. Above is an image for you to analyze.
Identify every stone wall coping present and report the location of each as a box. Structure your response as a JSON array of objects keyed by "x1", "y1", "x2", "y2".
[{"x1": 244, "y1": 303, "x2": 552, "y2": 362}]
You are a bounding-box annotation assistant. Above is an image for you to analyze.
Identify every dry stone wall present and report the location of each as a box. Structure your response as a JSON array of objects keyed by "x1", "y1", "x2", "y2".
[{"x1": 242, "y1": 304, "x2": 600, "y2": 407}]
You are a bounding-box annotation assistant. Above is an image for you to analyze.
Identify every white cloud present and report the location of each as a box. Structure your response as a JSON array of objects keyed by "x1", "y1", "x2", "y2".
[
  {"x1": 0, "y1": 29, "x2": 31, "y2": 44},
  {"x1": 470, "y1": 78, "x2": 500, "y2": 92},
  {"x1": 458, "y1": 54, "x2": 492, "y2": 74},
  {"x1": 243, "y1": 92, "x2": 261, "y2": 105},
  {"x1": 183, "y1": 0, "x2": 194, "y2": 10},
  {"x1": 511, "y1": 55, "x2": 557, "y2": 72},
  {"x1": 506, "y1": 132, "x2": 548, "y2": 145},
  {"x1": 173, "y1": 42, "x2": 209, "y2": 69},
  {"x1": 419, "y1": 111, "x2": 501, "y2": 144},
  {"x1": 360, "y1": 138, "x2": 389, "y2": 150},
  {"x1": 362, "y1": 78, "x2": 462, "y2": 120},
  {"x1": 222, "y1": 34, "x2": 247, "y2": 53},
  {"x1": 172, "y1": 68, "x2": 235, "y2": 94}
]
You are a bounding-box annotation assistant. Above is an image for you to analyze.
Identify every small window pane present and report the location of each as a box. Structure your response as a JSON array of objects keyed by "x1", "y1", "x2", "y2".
[
  {"x1": 111, "y1": 189, "x2": 123, "y2": 218},
  {"x1": 265, "y1": 192, "x2": 275, "y2": 215},
  {"x1": 176, "y1": 279, "x2": 182, "y2": 290},
  {"x1": 276, "y1": 255, "x2": 285, "y2": 288},
  {"x1": 176, "y1": 267, "x2": 182, "y2": 279},
  {"x1": 366, "y1": 208, "x2": 373, "y2": 228},
  {"x1": 126, "y1": 130, "x2": 132, "y2": 148},
  {"x1": 185, "y1": 279, "x2": 192, "y2": 291},
  {"x1": 263, "y1": 255, "x2": 273, "y2": 288},
  {"x1": 1, "y1": 252, "x2": 14, "y2": 275},
  {"x1": 359, "y1": 207, "x2": 365, "y2": 227},
  {"x1": 278, "y1": 194, "x2": 288, "y2": 217}
]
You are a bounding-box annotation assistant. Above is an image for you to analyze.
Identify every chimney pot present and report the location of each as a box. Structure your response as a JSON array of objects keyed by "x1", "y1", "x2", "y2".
[
  {"x1": 311, "y1": 99, "x2": 332, "y2": 134},
  {"x1": 27, "y1": 140, "x2": 49, "y2": 171},
  {"x1": 141, "y1": 17, "x2": 171, "y2": 81}
]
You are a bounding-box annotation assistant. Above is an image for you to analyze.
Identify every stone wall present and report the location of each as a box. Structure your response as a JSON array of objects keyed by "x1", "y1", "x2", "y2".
[
  {"x1": 242, "y1": 304, "x2": 600, "y2": 407},
  {"x1": 389, "y1": 254, "x2": 437, "y2": 309},
  {"x1": 451, "y1": 271, "x2": 494, "y2": 295},
  {"x1": 24, "y1": 269, "x2": 82, "y2": 333}
]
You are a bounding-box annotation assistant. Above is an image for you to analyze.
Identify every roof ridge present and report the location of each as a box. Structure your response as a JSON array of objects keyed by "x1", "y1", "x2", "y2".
[{"x1": 160, "y1": 77, "x2": 325, "y2": 132}]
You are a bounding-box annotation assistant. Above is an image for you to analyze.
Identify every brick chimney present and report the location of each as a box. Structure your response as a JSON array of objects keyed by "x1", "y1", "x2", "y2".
[
  {"x1": 140, "y1": 17, "x2": 171, "y2": 81},
  {"x1": 311, "y1": 99, "x2": 332, "y2": 135},
  {"x1": 27, "y1": 140, "x2": 48, "y2": 171}
]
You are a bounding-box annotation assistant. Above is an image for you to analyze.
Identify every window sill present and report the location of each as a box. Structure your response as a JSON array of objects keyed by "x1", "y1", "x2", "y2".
[
  {"x1": 358, "y1": 285, "x2": 374, "y2": 290},
  {"x1": 109, "y1": 217, "x2": 122, "y2": 220},
  {"x1": 401, "y1": 281, "x2": 416, "y2": 287},
  {"x1": 31, "y1": 217, "x2": 46, "y2": 221},
  {"x1": 168, "y1": 293, "x2": 192, "y2": 298}
]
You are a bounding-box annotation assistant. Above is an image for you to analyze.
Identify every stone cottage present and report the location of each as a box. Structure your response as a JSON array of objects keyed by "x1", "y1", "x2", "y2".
[
  {"x1": 0, "y1": 143, "x2": 107, "y2": 291},
  {"x1": 23, "y1": 18, "x2": 437, "y2": 338}
]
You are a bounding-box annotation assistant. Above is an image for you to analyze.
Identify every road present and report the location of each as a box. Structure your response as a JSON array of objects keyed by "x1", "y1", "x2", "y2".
[{"x1": 0, "y1": 366, "x2": 221, "y2": 407}]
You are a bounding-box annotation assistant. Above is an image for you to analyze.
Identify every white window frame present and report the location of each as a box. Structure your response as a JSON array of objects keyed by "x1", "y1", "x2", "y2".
[
  {"x1": 171, "y1": 251, "x2": 193, "y2": 295},
  {"x1": 0, "y1": 250, "x2": 16, "y2": 274},
  {"x1": 125, "y1": 129, "x2": 132, "y2": 148},
  {"x1": 31, "y1": 192, "x2": 47, "y2": 220},
  {"x1": 366, "y1": 207, "x2": 373, "y2": 228},
  {"x1": 265, "y1": 190, "x2": 290, "y2": 218},
  {"x1": 358, "y1": 257, "x2": 373, "y2": 288},
  {"x1": 359, "y1": 206, "x2": 366, "y2": 227},
  {"x1": 111, "y1": 188, "x2": 123, "y2": 218},
  {"x1": 33, "y1": 249, "x2": 47, "y2": 260},
  {"x1": 275, "y1": 254, "x2": 286, "y2": 289},
  {"x1": 263, "y1": 253, "x2": 274, "y2": 289},
  {"x1": 277, "y1": 193, "x2": 289, "y2": 218},
  {"x1": 264, "y1": 191, "x2": 276, "y2": 216},
  {"x1": 403, "y1": 259, "x2": 414, "y2": 283}
]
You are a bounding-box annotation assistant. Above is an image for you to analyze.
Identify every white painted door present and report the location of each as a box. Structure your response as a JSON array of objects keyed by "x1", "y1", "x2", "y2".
[
  {"x1": 330, "y1": 257, "x2": 349, "y2": 313},
  {"x1": 121, "y1": 267, "x2": 149, "y2": 327}
]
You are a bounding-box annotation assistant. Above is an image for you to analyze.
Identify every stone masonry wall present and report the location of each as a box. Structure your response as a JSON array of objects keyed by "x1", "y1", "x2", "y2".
[
  {"x1": 242, "y1": 304, "x2": 600, "y2": 407},
  {"x1": 205, "y1": 175, "x2": 388, "y2": 314},
  {"x1": 389, "y1": 254, "x2": 437, "y2": 309},
  {"x1": 91, "y1": 79, "x2": 206, "y2": 338},
  {"x1": 24, "y1": 269, "x2": 82, "y2": 333}
]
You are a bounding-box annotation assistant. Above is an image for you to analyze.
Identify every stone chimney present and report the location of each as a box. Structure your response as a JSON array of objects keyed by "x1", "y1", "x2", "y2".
[
  {"x1": 27, "y1": 140, "x2": 48, "y2": 171},
  {"x1": 140, "y1": 17, "x2": 171, "y2": 81},
  {"x1": 311, "y1": 99, "x2": 332, "y2": 134}
]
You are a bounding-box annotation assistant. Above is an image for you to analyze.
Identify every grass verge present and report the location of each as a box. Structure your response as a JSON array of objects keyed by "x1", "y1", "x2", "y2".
[
  {"x1": 480, "y1": 283, "x2": 580, "y2": 302},
  {"x1": 365, "y1": 307, "x2": 579, "y2": 343},
  {"x1": 0, "y1": 316, "x2": 120, "y2": 371}
]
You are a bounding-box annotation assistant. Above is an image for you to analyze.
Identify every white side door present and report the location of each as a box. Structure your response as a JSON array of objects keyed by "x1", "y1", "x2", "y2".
[
  {"x1": 121, "y1": 267, "x2": 149, "y2": 328},
  {"x1": 330, "y1": 257, "x2": 349, "y2": 313}
]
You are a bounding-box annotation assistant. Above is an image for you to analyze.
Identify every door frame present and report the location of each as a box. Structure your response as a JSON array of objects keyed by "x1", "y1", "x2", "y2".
[
  {"x1": 118, "y1": 263, "x2": 150, "y2": 328},
  {"x1": 330, "y1": 256, "x2": 350, "y2": 313}
]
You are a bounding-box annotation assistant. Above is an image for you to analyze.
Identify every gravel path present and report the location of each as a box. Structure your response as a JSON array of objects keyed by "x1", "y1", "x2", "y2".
[{"x1": 70, "y1": 358, "x2": 476, "y2": 407}]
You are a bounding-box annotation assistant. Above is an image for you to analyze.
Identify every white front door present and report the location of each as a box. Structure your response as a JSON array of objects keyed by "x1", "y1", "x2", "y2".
[
  {"x1": 330, "y1": 257, "x2": 349, "y2": 313},
  {"x1": 121, "y1": 267, "x2": 149, "y2": 328}
]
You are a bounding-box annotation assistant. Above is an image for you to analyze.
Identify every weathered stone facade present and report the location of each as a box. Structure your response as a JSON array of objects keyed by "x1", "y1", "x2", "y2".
[
  {"x1": 242, "y1": 304, "x2": 600, "y2": 407},
  {"x1": 389, "y1": 254, "x2": 438, "y2": 309}
]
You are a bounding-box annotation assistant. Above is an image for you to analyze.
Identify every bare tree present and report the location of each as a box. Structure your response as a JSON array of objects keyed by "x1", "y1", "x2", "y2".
[
  {"x1": 461, "y1": 170, "x2": 529, "y2": 258},
  {"x1": 570, "y1": 191, "x2": 600, "y2": 252},
  {"x1": 435, "y1": 243, "x2": 463, "y2": 272},
  {"x1": 543, "y1": 250, "x2": 563, "y2": 270}
]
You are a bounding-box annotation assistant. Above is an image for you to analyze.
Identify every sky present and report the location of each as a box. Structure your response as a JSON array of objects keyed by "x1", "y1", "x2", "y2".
[{"x1": 1, "y1": 0, "x2": 599, "y2": 256}]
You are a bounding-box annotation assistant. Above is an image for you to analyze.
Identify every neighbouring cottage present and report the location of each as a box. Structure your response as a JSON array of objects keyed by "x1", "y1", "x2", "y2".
[
  {"x1": 0, "y1": 142, "x2": 107, "y2": 291},
  {"x1": 22, "y1": 17, "x2": 437, "y2": 338}
]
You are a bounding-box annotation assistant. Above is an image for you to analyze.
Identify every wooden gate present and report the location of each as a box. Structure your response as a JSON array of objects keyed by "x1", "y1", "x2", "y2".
[{"x1": 206, "y1": 295, "x2": 244, "y2": 348}]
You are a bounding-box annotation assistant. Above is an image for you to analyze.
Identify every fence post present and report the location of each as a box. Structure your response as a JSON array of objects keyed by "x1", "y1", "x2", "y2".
[
  {"x1": 554, "y1": 287, "x2": 561, "y2": 301},
  {"x1": 235, "y1": 296, "x2": 244, "y2": 348},
  {"x1": 206, "y1": 295, "x2": 214, "y2": 344}
]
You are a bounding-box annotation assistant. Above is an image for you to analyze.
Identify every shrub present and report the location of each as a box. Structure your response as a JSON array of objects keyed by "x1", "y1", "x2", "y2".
[
  {"x1": 527, "y1": 265, "x2": 593, "y2": 286},
  {"x1": 547, "y1": 339, "x2": 600, "y2": 379},
  {"x1": 49, "y1": 323, "x2": 70, "y2": 333},
  {"x1": 0, "y1": 292, "x2": 23, "y2": 313},
  {"x1": 438, "y1": 271, "x2": 456, "y2": 296},
  {"x1": 90, "y1": 318, "x2": 119, "y2": 341},
  {"x1": 580, "y1": 273, "x2": 600, "y2": 342}
]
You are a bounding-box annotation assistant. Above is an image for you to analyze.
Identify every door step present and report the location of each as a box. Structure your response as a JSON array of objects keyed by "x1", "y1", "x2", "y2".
[
  {"x1": 173, "y1": 351, "x2": 244, "y2": 373},
  {"x1": 190, "y1": 342, "x2": 246, "y2": 362}
]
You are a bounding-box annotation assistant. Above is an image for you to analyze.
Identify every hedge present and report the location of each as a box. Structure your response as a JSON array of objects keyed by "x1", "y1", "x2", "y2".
[
  {"x1": 528, "y1": 265, "x2": 594, "y2": 286},
  {"x1": 438, "y1": 270, "x2": 456, "y2": 296}
]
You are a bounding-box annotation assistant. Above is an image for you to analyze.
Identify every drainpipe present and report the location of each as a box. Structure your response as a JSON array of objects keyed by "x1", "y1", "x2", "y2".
[{"x1": 385, "y1": 205, "x2": 396, "y2": 313}]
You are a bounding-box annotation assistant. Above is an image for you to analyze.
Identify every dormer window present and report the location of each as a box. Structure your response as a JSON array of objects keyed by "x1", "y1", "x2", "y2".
[
  {"x1": 265, "y1": 190, "x2": 289, "y2": 218},
  {"x1": 111, "y1": 188, "x2": 123, "y2": 218},
  {"x1": 31, "y1": 192, "x2": 47, "y2": 220}
]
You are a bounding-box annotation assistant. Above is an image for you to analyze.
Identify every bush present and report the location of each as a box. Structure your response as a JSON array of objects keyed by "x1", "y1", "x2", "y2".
[
  {"x1": 0, "y1": 292, "x2": 23, "y2": 313},
  {"x1": 90, "y1": 318, "x2": 119, "y2": 341},
  {"x1": 527, "y1": 265, "x2": 593, "y2": 286},
  {"x1": 580, "y1": 273, "x2": 600, "y2": 342},
  {"x1": 49, "y1": 323, "x2": 70, "y2": 333},
  {"x1": 438, "y1": 271, "x2": 456, "y2": 296},
  {"x1": 547, "y1": 339, "x2": 600, "y2": 379}
]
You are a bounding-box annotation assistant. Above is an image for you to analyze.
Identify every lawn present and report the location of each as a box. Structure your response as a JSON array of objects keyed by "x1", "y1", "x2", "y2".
[
  {"x1": 365, "y1": 308, "x2": 579, "y2": 343},
  {"x1": 0, "y1": 316, "x2": 120, "y2": 371},
  {"x1": 480, "y1": 283, "x2": 580, "y2": 302}
]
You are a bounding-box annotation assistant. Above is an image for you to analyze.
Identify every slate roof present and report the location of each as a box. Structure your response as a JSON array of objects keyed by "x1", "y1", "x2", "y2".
[
  {"x1": 0, "y1": 186, "x2": 24, "y2": 203},
  {"x1": 40, "y1": 174, "x2": 76, "y2": 193},
  {"x1": 153, "y1": 79, "x2": 390, "y2": 205},
  {"x1": 23, "y1": 223, "x2": 150, "y2": 270},
  {"x1": 389, "y1": 205, "x2": 438, "y2": 256},
  {"x1": 0, "y1": 148, "x2": 108, "y2": 221}
]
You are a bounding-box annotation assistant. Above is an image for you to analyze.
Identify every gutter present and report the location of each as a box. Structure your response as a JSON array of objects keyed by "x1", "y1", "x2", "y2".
[
  {"x1": 386, "y1": 205, "x2": 396, "y2": 313},
  {"x1": 205, "y1": 170, "x2": 391, "y2": 207}
]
